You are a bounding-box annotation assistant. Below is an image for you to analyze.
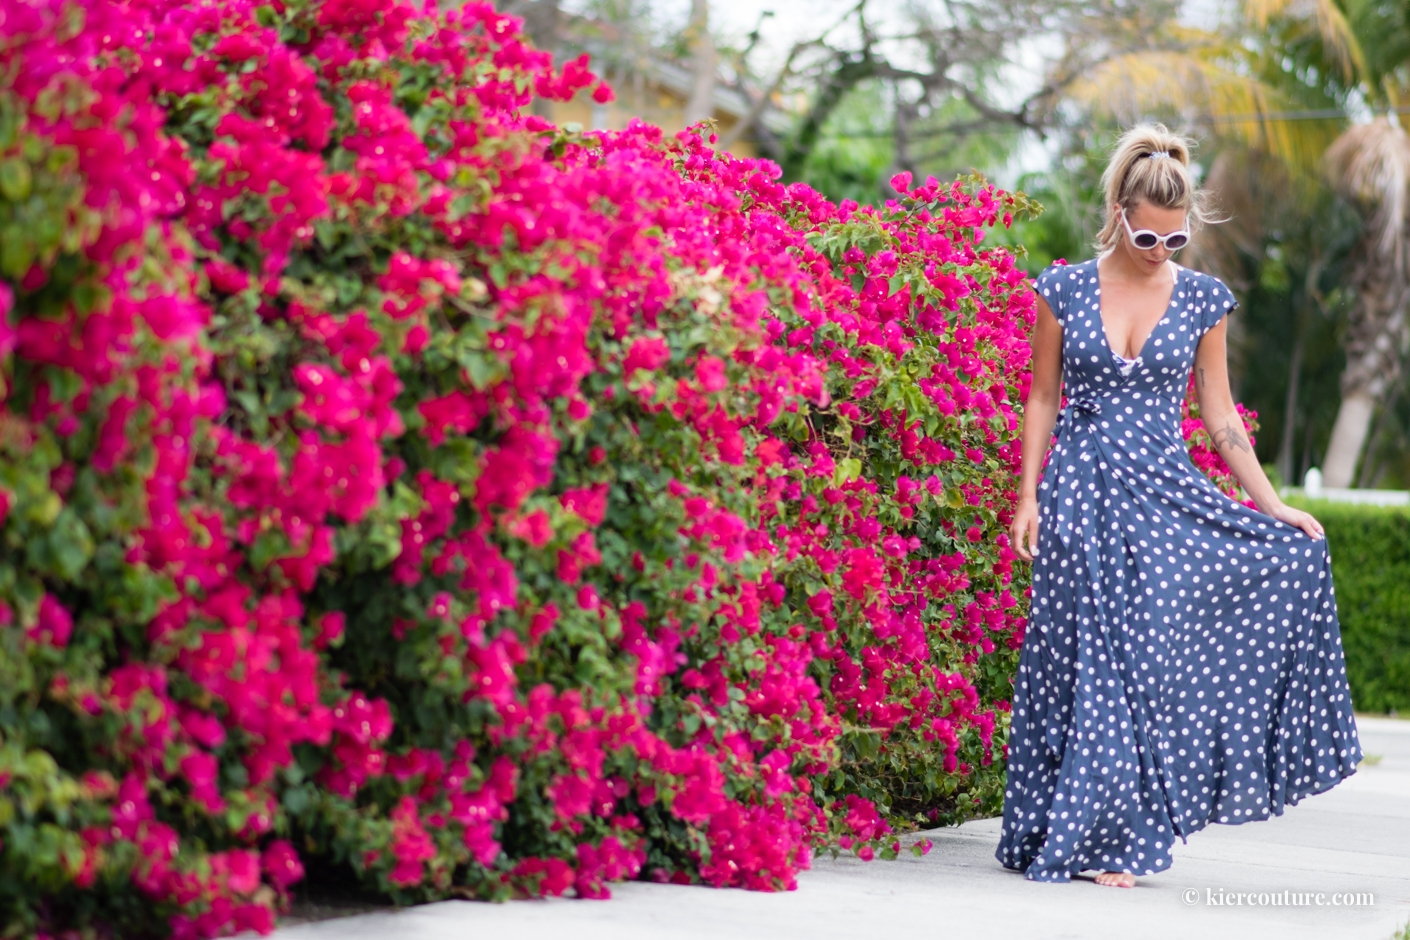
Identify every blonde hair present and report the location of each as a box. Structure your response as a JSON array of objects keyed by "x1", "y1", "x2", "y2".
[{"x1": 1095, "y1": 123, "x2": 1212, "y2": 252}]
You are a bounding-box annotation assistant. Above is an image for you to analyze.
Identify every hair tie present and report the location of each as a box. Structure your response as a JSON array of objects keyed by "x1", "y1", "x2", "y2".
[{"x1": 1147, "y1": 151, "x2": 1171, "y2": 160}]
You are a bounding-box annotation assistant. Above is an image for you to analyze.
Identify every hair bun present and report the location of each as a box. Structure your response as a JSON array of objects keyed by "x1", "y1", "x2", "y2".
[{"x1": 1094, "y1": 123, "x2": 1212, "y2": 252}]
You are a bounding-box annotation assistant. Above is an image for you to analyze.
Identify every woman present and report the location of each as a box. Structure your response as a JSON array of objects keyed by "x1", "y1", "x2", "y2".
[{"x1": 995, "y1": 124, "x2": 1362, "y2": 888}]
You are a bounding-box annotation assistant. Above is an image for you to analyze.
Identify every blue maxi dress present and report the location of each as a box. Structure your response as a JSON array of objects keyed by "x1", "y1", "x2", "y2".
[{"x1": 995, "y1": 259, "x2": 1362, "y2": 882}]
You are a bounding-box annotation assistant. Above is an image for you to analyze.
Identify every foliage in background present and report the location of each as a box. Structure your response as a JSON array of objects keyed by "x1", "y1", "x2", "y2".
[
  {"x1": 0, "y1": 0, "x2": 1053, "y2": 934},
  {"x1": 1183, "y1": 379, "x2": 1262, "y2": 504},
  {"x1": 1283, "y1": 497, "x2": 1410, "y2": 714},
  {"x1": 796, "y1": 82, "x2": 1024, "y2": 210},
  {"x1": 790, "y1": 81, "x2": 894, "y2": 208}
]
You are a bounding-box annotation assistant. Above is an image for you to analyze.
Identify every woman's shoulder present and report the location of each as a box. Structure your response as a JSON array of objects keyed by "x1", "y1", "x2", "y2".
[
  {"x1": 1177, "y1": 265, "x2": 1240, "y2": 308},
  {"x1": 1176, "y1": 265, "x2": 1240, "y2": 333}
]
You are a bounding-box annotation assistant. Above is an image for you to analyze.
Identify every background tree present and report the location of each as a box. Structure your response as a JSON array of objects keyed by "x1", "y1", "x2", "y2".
[{"x1": 682, "y1": 0, "x2": 717, "y2": 123}]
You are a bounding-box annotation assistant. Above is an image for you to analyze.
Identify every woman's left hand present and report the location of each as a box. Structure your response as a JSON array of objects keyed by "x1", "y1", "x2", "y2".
[{"x1": 1267, "y1": 503, "x2": 1325, "y2": 539}]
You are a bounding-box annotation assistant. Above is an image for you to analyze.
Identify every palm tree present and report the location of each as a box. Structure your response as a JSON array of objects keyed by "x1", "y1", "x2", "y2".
[
  {"x1": 1321, "y1": 118, "x2": 1410, "y2": 486},
  {"x1": 1056, "y1": 1, "x2": 1355, "y2": 174}
]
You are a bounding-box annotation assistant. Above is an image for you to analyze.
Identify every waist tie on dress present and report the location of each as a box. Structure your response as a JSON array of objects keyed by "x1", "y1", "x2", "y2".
[{"x1": 1050, "y1": 396, "x2": 1103, "y2": 552}]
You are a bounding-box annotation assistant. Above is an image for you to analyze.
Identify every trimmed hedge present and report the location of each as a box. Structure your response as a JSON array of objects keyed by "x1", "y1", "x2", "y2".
[{"x1": 1285, "y1": 496, "x2": 1410, "y2": 714}]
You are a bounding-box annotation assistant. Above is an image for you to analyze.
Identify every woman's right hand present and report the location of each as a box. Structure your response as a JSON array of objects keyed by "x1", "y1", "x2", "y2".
[{"x1": 1010, "y1": 496, "x2": 1040, "y2": 562}]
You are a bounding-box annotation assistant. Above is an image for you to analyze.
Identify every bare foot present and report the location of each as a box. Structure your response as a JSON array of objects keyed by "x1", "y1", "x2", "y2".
[{"x1": 1093, "y1": 871, "x2": 1136, "y2": 888}]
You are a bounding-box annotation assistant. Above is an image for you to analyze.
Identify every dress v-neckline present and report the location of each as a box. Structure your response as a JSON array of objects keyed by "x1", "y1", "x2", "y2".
[{"x1": 1094, "y1": 259, "x2": 1181, "y2": 364}]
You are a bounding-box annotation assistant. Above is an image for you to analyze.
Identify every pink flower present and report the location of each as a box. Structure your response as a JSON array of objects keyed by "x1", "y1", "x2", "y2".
[
  {"x1": 263, "y1": 840, "x2": 306, "y2": 889},
  {"x1": 577, "y1": 584, "x2": 600, "y2": 611},
  {"x1": 220, "y1": 850, "x2": 261, "y2": 896},
  {"x1": 508, "y1": 510, "x2": 554, "y2": 546},
  {"x1": 419, "y1": 390, "x2": 486, "y2": 445},
  {"x1": 696, "y1": 356, "x2": 727, "y2": 392},
  {"x1": 205, "y1": 259, "x2": 251, "y2": 294},
  {"x1": 315, "y1": 611, "x2": 346, "y2": 649},
  {"x1": 180, "y1": 751, "x2": 225, "y2": 814},
  {"x1": 180, "y1": 709, "x2": 227, "y2": 749},
  {"x1": 623, "y1": 337, "x2": 670, "y2": 375},
  {"x1": 28, "y1": 595, "x2": 73, "y2": 648},
  {"x1": 560, "y1": 485, "x2": 609, "y2": 526},
  {"x1": 0, "y1": 281, "x2": 14, "y2": 359},
  {"x1": 388, "y1": 797, "x2": 437, "y2": 887},
  {"x1": 512, "y1": 856, "x2": 575, "y2": 897}
]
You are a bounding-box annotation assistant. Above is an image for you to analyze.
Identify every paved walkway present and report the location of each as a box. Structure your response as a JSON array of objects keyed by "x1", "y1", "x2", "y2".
[{"x1": 275, "y1": 716, "x2": 1410, "y2": 940}]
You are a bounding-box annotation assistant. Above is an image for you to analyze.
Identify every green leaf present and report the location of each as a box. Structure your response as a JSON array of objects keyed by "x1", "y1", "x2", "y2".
[
  {"x1": 833, "y1": 457, "x2": 862, "y2": 486},
  {"x1": 0, "y1": 157, "x2": 32, "y2": 202},
  {"x1": 71, "y1": 282, "x2": 110, "y2": 315},
  {"x1": 461, "y1": 350, "x2": 501, "y2": 390},
  {"x1": 282, "y1": 786, "x2": 312, "y2": 815},
  {"x1": 25, "y1": 508, "x2": 94, "y2": 581},
  {"x1": 249, "y1": 529, "x2": 292, "y2": 572}
]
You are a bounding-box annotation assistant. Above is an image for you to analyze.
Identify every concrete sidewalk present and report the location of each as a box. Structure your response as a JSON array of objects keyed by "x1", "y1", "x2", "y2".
[{"x1": 274, "y1": 716, "x2": 1410, "y2": 940}]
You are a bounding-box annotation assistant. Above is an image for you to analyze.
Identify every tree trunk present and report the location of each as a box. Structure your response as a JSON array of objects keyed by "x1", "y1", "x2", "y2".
[
  {"x1": 1322, "y1": 119, "x2": 1410, "y2": 487},
  {"x1": 780, "y1": 53, "x2": 875, "y2": 181},
  {"x1": 507, "y1": 0, "x2": 562, "y2": 117},
  {"x1": 1323, "y1": 391, "x2": 1376, "y2": 487},
  {"x1": 1276, "y1": 330, "x2": 1303, "y2": 487},
  {"x1": 1322, "y1": 278, "x2": 1409, "y2": 487},
  {"x1": 683, "y1": 0, "x2": 716, "y2": 126},
  {"x1": 511, "y1": 0, "x2": 561, "y2": 54},
  {"x1": 1355, "y1": 392, "x2": 1395, "y2": 487}
]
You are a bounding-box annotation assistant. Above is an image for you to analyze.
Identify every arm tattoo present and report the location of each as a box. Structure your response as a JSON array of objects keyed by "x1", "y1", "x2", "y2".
[
  {"x1": 1211, "y1": 420, "x2": 1251, "y2": 454},
  {"x1": 1198, "y1": 366, "x2": 1206, "y2": 388}
]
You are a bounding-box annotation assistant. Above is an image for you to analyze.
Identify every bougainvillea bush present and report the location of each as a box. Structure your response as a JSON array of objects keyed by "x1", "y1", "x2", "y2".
[
  {"x1": 0, "y1": 0, "x2": 1254, "y2": 935},
  {"x1": 1183, "y1": 376, "x2": 1259, "y2": 503}
]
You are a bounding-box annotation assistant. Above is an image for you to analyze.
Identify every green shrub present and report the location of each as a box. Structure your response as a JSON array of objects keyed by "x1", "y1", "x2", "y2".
[{"x1": 1286, "y1": 497, "x2": 1410, "y2": 713}]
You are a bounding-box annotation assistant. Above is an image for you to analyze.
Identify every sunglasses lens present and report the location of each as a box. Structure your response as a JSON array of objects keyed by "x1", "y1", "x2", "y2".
[
  {"x1": 1133, "y1": 233, "x2": 1158, "y2": 249},
  {"x1": 1166, "y1": 233, "x2": 1189, "y2": 250}
]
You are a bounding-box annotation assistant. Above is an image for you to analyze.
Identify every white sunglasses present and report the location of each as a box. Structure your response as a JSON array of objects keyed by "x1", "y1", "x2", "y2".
[{"x1": 1121, "y1": 207, "x2": 1190, "y2": 251}]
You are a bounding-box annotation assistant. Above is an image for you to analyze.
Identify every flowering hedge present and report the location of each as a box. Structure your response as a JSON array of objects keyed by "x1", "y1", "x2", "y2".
[
  {"x1": 1183, "y1": 376, "x2": 1259, "y2": 503},
  {"x1": 0, "y1": 0, "x2": 1252, "y2": 935}
]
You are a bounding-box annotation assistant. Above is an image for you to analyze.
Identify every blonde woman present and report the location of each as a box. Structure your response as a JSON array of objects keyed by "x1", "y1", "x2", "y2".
[{"x1": 996, "y1": 125, "x2": 1362, "y2": 887}]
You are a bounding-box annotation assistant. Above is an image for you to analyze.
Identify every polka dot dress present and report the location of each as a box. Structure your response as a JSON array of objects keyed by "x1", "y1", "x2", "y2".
[{"x1": 995, "y1": 259, "x2": 1363, "y2": 883}]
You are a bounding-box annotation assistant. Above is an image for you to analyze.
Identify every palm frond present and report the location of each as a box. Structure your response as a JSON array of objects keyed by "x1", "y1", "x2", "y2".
[
  {"x1": 1324, "y1": 117, "x2": 1410, "y2": 270},
  {"x1": 1245, "y1": 0, "x2": 1367, "y2": 83},
  {"x1": 1067, "y1": 43, "x2": 1341, "y2": 174}
]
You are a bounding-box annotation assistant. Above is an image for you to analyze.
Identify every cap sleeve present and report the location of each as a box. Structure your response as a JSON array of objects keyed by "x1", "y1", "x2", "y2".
[
  {"x1": 1196, "y1": 275, "x2": 1239, "y2": 336},
  {"x1": 1033, "y1": 263, "x2": 1071, "y2": 325}
]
